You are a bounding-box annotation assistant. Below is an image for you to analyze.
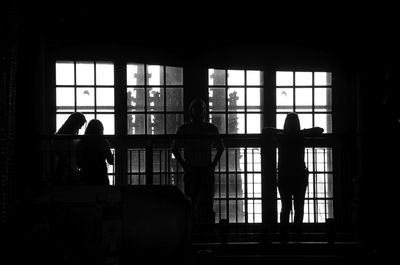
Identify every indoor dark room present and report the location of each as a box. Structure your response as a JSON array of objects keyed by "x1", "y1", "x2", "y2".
[{"x1": 1, "y1": 1, "x2": 399, "y2": 264}]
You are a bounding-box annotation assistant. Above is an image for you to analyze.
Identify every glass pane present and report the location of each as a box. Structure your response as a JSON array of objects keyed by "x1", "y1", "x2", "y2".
[
  {"x1": 76, "y1": 87, "x2": 94, "y2": 112},
  {"x1": 56, "y1": 114, "x2": 69, "y2": 133},
  {"x1": 166, "y1": 66, "x2": 183, "y2": 85},
  {"x1": 314, "y1": 72, "x2": 332, "y2": 86},
  {"x1": 315, "y1": 87, "x2": 332, "y2": 112},
  {"x1": 127, "y1": 87, "x2": 145, "y2": 111},
  {"x1": 147, "y1": 114, "x2": 164, "y2": 134},
  {"x1": 56, "y1": 62, "x2": 74, "y2": 85},
  {"x1": 298, "y1": 114, "x2": 313, "y2": 129},
  {"x1": 228, "y1": 113, "x2": 245, "y2": 134},
  {"x1": 276, "y1": 71, "x2": 293, "y2": 86},
  {"x1": 210, "y1": 113, "x2": 226, "y2": 134},
  {"x1": 247, "y1": 150, "x2": 261, "y2": 172},
  {"x1": 97, "y1": 114, "x2": 114, "y2": 135},
  {"x1": 128, "y1": 114, "x2": 145, "y2": 134},
  {"x1": 247, "y1": 87, "x2": 261, "y2": 112},
  {"x1": 228, "y1": 70, "x2": 245, "y2": 85},
  {"x1": 127, "y1": 64, "x2": 145, "y2": 85},
  {"x1": 247, "y1": 70, "x2": 263, "y2": 85},
  {"x1": 247, "y1": 114, "x2": 261, "y2": 133},
  {"x1": 166, "y1": 114, "x2": 183, "y2": 134},
  {"x1": 276, "y1": 87, "x2": 293, "y2": 112},
  {"x1": 295, "y1": 87, "x2": 312, "y2": 112},
  {"x1": 209, "y1": 87, "x2": 226, "y2": 111},
  {"x1": 209, "y1": 69, "x2": 225, "y2": 85},
  {"x1": 56, "y1": 87, "x2": 74, "y2": 112},
  {"x1": 79, "y1": 114, "x2": 94, "y2": 135},
  {"x1": 315, "y1": 113, "x2": 332, "y2": 133},
  {"x1": 295, "y1": 72, "x2": 312, "y2": 86},
  {"x1": 147, "y1": 65, "x2": 164, "y2": 85},
  {"x1": 96, "y1": 63, "x2": 114, "y2": 85},
  {"x1": 227, "y1": 87, "x2": 245, "y2": 112},
  {"x1": 228, "y1": 149, "x2": 245, "y2": 172},
  {"x1": 214, "y1": 200, "x2": 227, "y2": 221},
  {"x1": 97, "y1": 87, "x2": 114, "y2": 112},
  {"x1": 276, "y1": 113, "x2": 287, "y2": 129},
  {"x1": 147, "y1": 87, "x2": 164, "y2": 111},
  {"x1": 76, "y1": 62, "x2": 94, "y2": 85},
  {"x1": 166, "y1": 87, "x2": 183, "y2": 111}
]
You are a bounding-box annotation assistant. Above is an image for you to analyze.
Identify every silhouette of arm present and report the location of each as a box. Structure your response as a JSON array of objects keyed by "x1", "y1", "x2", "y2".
[
  {"x1": 262, "y1": 127, "x2": 283, "y2": 135},
  {"x1": 210, "y1": 126, "x2": 225, "y2": 170},
  {"x1": 171, "y1": 127, "x2": 188, "y2": 171},
  {"x1": 105, "y1": 139, "x2": 114, "y2": 165},
  {"x1": 301, "y1": 127, "x2": 324, "y2": 135}
]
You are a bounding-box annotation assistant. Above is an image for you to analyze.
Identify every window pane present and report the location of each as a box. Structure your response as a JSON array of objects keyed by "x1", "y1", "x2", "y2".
[
  {"x1": 166, "y1": 87, "x2": 183, "y2": 111},
  {"x1": 247, "y1": 87, "x2": 261, "y2": 112},
  {"x1": 247, "y1": 70, "x2": 263, "y2": 85},
  {"x1": 210, "y1": 113, "x2": 226, "y2": 134},
  {"x1": 128, "y1": 114, "x2": 145, "y2": 134},
  {"x1": 76, "y1": 62, "x2": 94, "y2": 85},
  {"x1": 295, "y1": 87, "x2": 312, "y2": 112},
  {"x1": 166, "y1": 66, "x2": 183, "y2": 85},
  {"x1": 97, "y1": 114, "x2": 114, "y2": 135},
  {"x1": 228, "y1": 113, "x2": 245, "y2": 134},
  {"x1": 314, "y1": 72, "x2": 332, "y2": 86},
  {"x1": 209, "y1": 87, "x2": 226, "y2": 111},
  {"x1": 56, "y1": 87, "x2": 74, "y2": 112},
  {"x1": 56, "y1": 114, "x2": 69, "y2": 133},
  {"x1": 315, "y1": 87, "x2": 332, "y2": 112},
  {"x1": 247, "y1": 114, "x2": 261, "y2": 133},
  {"x1": 127, "y1": 64, "x2": 145, "y2": 85},
  {"x1": 76, "y1": 87, "x2": 94, "y2": 112},
  {"x1": 127, "y1": 87, "x2": 145, "y2": 111},
  {"x1": 96, "y1": 63, "x2": 114, "y2": 85},
  {"x1": 276, "y1": 87, "x2": 293, "y2": 112},
  {"x1": 228, "y1": 87, "x2": 245, "y2": 112},
  {"x1": 209, "y1": 69, "x2": 226, "y2": 85},
  {"x1": 228, "y1": 70, "x2": 245, "y2": 85},
  {"x1": 276, "y1": 113, "x2": 287, "y2": 129},
  {"x1": 276, "y1": 71, "x2": 293, "y2": 86},
  {"x1": 298, "y1": 113, "x2": 313, "y2": 129},
  {"x1": 166, "y1": 114, "x2": 183, "y2": 134},
  {"x1": 97, "y1": 87, "x2": 114, "y2": 112},
  {"x1": 295, "y1": 71, "x2": 312, "y2": 86},
  {"x1": 315, "y1": 113, "x2": 332, "y2": 133},
  {"x1": 147, "y1": 114, "x2": 164, "y2": 134},
  {"x1": 147, "y1": 65, "x2": 164, "y2": 85},
  {"x1": 147, "y1": 87, "x2": 164, "y2": 111},
  {"x1": 56, "y1": 62, "x2": 74, "y2": 85}
]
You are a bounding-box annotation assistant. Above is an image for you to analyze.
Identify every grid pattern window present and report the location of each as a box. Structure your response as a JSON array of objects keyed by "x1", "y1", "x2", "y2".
[
  {"x1": 127, "y1": 64, "x2": 184, "y2": 135},
  {"x1": 277, "y1": 147, "x2": 334, "y2": 223},
  {"x1": 214, "y1": 148, "x2": 262, "y2": 223},
  {"x1": 56, "y1": 61, "x2": 115, "y2": 135},
  {"x1": 208, "y1": 69, "x2": 263, "y2": 134},
  {"x1": 276, "y1": 71, "x2": 332, "y2": 133},
  {"x1": 127, "y1": 148, "x2": 146, "y2": 185}
]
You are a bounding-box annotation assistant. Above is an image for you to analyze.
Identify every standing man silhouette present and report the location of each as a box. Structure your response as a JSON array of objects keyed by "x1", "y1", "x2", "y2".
[{"x1": 172, "y1": 99, "x2": 225, "y2": 224}]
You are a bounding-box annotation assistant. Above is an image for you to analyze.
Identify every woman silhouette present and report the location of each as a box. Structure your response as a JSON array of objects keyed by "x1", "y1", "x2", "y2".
[
  {"x1": 263, "y1": 112, "x2": 323, "y2": 241},
  {"x1": 76, "y1": 119, "x2": 114, "y2": 185}
]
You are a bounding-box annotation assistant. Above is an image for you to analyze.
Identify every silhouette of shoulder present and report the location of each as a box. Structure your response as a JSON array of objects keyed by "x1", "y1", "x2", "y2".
[{"x1": 177, "y1": 121, "x2": 219, "y2": 135}]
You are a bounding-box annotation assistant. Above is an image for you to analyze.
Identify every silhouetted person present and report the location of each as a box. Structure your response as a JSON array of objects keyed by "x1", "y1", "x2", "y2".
[
  {"x1": 53, "y1": 112, "x2": 86, "y2": 185},
  {"x1": 172, "y1": 99, "x2": 224, "y2": 224},
  {"x1": 263, "y1": 112, "x2": 323, "y2": 242},
  {"x1": 76, "y1": 119, "x2": 114, "y2": 185}
]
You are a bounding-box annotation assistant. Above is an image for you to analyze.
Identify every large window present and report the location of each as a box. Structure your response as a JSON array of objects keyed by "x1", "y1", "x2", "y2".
[
  {"x1": 127, "y1": 64, "x2": 184, "y2": 135},
  {"x1": 208, "y1": 69, "x2": 263, "y2": 134},
  {"x1": 276, "y1": 71, "x2": 333, "y2": 223},
  {"x1": 56, "y1": 61, "x2": 115, "y2": 134},
  {"x1": 276, "y1": 71, "x2": 332, "y2": 132}
]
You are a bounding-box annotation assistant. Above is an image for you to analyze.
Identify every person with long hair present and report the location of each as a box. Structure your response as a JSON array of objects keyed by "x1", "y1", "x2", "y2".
[
  {"x1": 263, "y1": 112, "x2": 323, "y2": 242},
  {"x1": 53, "y1": 112, "x2": 86, "y2": 185},
  {"x1": 76, "y1": 119, "x2": 114, "y2": 185}
]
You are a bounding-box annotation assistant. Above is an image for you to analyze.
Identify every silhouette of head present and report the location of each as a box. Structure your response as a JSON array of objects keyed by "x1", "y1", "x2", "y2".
[
  {"x1": 283, "y1": 112, "x2": 301, "y2": 132},
  {"x1": 189, "y1": 99, "x2": 206, "y2": 122},
  {"x1": 57, "y1": 112, "x2": 86, "y2": 135},
  {"x1": 84, "y1": 119, "x2": 104, "y2": 135}
]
